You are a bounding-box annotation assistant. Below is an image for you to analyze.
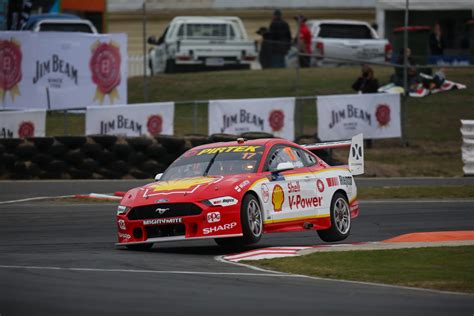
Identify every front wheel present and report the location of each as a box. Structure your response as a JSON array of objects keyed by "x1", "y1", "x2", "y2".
[
  {"x1": 214, "y1": 194, "x2": 263, "y2": 248},
  {"x1": 317, "y1": 192, "x2": 351, "y2": 242}
]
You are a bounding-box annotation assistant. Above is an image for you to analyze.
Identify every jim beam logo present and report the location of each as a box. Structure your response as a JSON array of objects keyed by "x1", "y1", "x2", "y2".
[
  {"x1": 268, "y1": 109, "x2": 285, "y2": 132},
  {"x1": 0, "y1": 38, "x2": 22, "y2": 103},
  {"x1": 90, "y1": 40, "x2": 121, "y2": 104},
  {"x1": 221, "y1": 109, "x2": 264, "y2": 133},
  {"x1": 147, "y1": 115, "x2": 163, "y2": 136},
  {"x1": 375, "y1": 104, "x2": 391, "y2": 128}
]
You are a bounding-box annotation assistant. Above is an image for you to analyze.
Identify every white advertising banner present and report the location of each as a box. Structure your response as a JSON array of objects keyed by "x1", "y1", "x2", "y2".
[
  {"x1": 208, "y1": 97, "x2": 295, "y2": 140},
  {"x1": 0, "y1": 110, "x2": 46, "y2": 138},
  {"x1": 85, "y1": 102, "x2": 174, "y2": 137},
  {"x1": 0, "y1": 31, "x2": 127, "y2": 110},
  {"x1": 317, "y1": 93, "x2": 401, "y2": 141}
]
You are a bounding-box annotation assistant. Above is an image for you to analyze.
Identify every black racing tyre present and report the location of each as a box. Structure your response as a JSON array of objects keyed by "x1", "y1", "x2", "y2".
[
  {"x1": 317, "y1": 192, "x2": 351, "y2": 242},
  {"x1": 126, "y1": 243, "x2": 154, "y2": 251},
  {"x1": 240, "y1": 194, "x2": 263, "y2": 244},
  {"x1": 214, "y1": 194, "x2": 263, "y2": 248},
  {"x1": 15, "y1": 143, "x2": 36, "y2": 159},
  {"x1": 89, "y1": 135, "x2": 117, "y2": 149}
]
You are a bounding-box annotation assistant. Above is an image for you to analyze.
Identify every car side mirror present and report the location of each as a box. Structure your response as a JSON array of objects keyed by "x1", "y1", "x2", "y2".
[
  {"x1": 274, "y1": 162, "x2": 294, "y2": 173},
  {"x1": 148, "y1": 36, "x2": 158, "y2": 45},
  {"x1": 154, "y1": 173, "x2": 163, "y2": 181}
]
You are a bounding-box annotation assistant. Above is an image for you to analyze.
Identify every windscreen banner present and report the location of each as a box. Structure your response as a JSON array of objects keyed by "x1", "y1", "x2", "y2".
[
  {"x1": 317, "y1": 93, "x2": 401, "y2": 141},
  {"x1": 0, "y1": 31, "x2": 127, "y2": 110},
  {"x1": 208, "y1": 97, "x2": 295, "y2": 140},
  {"x1": 85, "y1": 102, "x2": 174, "y2": 137},
  {"x1": 0, "y1": 110, "x2": 46, "y2": 138}
]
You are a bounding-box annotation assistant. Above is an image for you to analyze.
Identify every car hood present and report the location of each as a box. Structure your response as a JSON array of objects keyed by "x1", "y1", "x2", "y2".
[{"x1": 121, "y1": 174, "x2": 257, "y2": 206}]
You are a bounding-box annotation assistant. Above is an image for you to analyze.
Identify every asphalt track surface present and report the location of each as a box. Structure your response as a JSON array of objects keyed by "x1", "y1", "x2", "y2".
[
  {"x1": 1, "y1": 181, "x2": 473, "y2": 315},
  {"x1": 2, "y1": 177, "x2": 474, "y2": 202}
]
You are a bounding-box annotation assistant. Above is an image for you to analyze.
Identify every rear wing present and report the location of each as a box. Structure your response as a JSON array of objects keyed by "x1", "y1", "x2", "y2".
[{"x1": 302, "y1": 133, "x2": 364, "y2": 176}]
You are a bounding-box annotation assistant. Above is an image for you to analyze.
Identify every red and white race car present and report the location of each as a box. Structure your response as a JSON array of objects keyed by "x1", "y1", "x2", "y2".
[{"x1": 116, "y1": 134, "x2": 364, "y2": 250}]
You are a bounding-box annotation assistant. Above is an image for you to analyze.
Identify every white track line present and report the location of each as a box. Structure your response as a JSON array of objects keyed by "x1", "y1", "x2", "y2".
[
  {"x1": 1, "y1": 263, "x2": 470, "y2": 297},
  {"x1": 0, "y1": 195, "x2": 74, "y2": 205},
  {"x1": 215, "y1": 256, "x2": 474, "y2": 297},
  {"x1": 0, "y1": 264, "x2": 288, "y2": 277}
]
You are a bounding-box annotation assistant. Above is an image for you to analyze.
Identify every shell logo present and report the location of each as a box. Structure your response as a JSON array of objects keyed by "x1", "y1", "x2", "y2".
[{"x1": 272, "y1": 184, "x2": 284, "y2": 212}]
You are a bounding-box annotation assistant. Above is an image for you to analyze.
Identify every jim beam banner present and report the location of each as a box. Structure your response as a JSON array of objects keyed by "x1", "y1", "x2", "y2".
[
  {"x1": 0, "y1": 31, "x2": 127, "y2": 110},
  {"x1": 208, "y1": 97, "x2": 295, "y2": 140},
  {"x1": 0, "y1": 110, "x2": 46, "y2": 138},
  {"x1": 317, "y1": 93, "x2": 401, "y2": 141},
  {"x1": 85, "y1": 102, "x2": 174, "y2": 137}
]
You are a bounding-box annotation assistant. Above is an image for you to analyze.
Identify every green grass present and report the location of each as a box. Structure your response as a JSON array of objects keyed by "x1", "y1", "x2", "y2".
[
  {"x1": 359, "y1": 185, "x2": 474, "y2": 199},
  {"x1": 46, "y1": 66, "x2": 474, "y2": 176},
  {"x1": 252, "y1": 246, "x2": 474, "y2": 293}
]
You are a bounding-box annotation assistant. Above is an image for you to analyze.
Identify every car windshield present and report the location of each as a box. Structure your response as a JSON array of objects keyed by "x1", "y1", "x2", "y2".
[
  {"x1": 177, "y1": 23, "x2": 235, "y2": 39},
  {"x1": 38, "y1": 22, "x2": 94, "y2": 33},
  {"x1": 319, "y1": 24, "x2": 373, "y2": 39},
  {"x1": 160, "y1": 145, "x2": 264, "y2": 181}
]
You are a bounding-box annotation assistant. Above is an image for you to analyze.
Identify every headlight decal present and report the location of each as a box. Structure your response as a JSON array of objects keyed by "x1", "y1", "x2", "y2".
[
  {"x1": 117, "y1": 205, "x2": 130, "y2": 215},
  {"x1": 202, "y1": 196, "x2": 239, "y2": 207}
]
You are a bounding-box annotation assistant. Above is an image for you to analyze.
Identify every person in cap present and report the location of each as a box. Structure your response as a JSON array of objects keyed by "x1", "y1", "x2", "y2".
[{"x1": 268, "y1": 9, "x2": 292, "y2": 68}]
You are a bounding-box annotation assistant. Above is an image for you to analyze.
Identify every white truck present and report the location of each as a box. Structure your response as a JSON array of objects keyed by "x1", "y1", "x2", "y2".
[
  {"x1": 147, "y1": 16, "x2": 257, "y2": 74},
  {"x1": 307, "y1": 19, "x2": 391, "y2": 66},
  {"x1": 22, "y1": 13, "x2": 98, "y2": 33}
]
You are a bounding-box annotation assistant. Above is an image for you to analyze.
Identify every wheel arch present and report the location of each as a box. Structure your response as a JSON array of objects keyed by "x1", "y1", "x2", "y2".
[
  {"x1": 243, "y1": 189, "x2": 265, "y2": 225},
  {"x1": 333, "y1": 188, "x2": 349, "y2": 203},
  {"x1": 243, "y1": 189, "x2": 262, "y2": 207}
]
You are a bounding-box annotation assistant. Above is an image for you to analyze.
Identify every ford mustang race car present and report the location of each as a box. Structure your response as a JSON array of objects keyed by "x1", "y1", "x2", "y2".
[{"x1": 116, "y1": 134, "x2": 364, "y2": 250}]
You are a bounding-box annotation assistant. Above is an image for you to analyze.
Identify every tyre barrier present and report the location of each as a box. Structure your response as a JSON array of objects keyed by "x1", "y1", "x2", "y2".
[{"x1": 0, "y1": 134, "x2": 323, "y2": 180}]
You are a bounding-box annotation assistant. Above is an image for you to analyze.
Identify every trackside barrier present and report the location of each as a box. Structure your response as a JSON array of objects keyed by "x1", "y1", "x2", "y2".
[{"x1": 461, "y1": 120, "x2": 474, "y2": 176}]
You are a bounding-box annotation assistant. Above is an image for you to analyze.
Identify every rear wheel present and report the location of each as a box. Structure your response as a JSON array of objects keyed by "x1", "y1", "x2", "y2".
[
  {"x1": 317, "y1": 192, "x2": 351, "y2": 242},
  {"x1": 214, "y1": 194, "x2": 263, "y2": 248},
  {"x1": 125, "y1": 243, "x2": 154, "y2": 251}
]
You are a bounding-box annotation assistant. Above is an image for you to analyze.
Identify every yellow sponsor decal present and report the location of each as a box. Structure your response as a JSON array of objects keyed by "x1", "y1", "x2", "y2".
[
  {"x1": 149, "y1": 177, "x2": 215, "y2": 192},
  {"x1": 272, "y1": 184, "x2": 284, "y2": 212},
  {"x1": 197, "y1": 146, "x2": 261, "y2": 155}
]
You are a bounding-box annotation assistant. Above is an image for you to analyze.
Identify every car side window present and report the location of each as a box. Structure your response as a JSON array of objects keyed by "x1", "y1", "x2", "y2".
[
  {"x1": 266, "y1": 146, "x2": 305, "y2": 171},
  {"x1": 301, "y1": 149, "x2": 317, "y2": 167}
]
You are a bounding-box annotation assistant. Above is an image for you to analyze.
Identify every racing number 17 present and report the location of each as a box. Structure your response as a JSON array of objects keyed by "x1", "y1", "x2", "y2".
[{"x1": 242, "y1": 153, "x2": 256, "y2": 159}]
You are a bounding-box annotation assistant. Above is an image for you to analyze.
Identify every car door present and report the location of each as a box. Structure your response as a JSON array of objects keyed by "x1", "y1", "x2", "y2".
[
  {"x1": 262, "y1": 145, "x2": 320, "y2": 224},
  {"x1": 299, "y1": 148, "x2": 327, "y2": 215}
]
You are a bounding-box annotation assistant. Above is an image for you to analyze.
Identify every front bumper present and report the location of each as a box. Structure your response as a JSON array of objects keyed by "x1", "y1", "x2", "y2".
[{"x1": 116, "y1": 202, "x2": 242, "y2": 245}]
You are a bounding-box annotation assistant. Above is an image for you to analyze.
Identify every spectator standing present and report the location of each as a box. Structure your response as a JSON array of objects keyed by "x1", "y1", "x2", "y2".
[
  {"x1": 429, "y1": 23, "x2": 445, "y2": 56},
  {"x1": 294, "y1": 14, "x2": 312, "y2": 68},
  {"x1": 268, "y1": 9, "x2": 292, "y2": 68},
  {"x1": 352, "y1": 64, "x2": 379, "y2": 93},
  {"x1": 256, "y1": 27, "x2": 272, "y2": 69}
]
